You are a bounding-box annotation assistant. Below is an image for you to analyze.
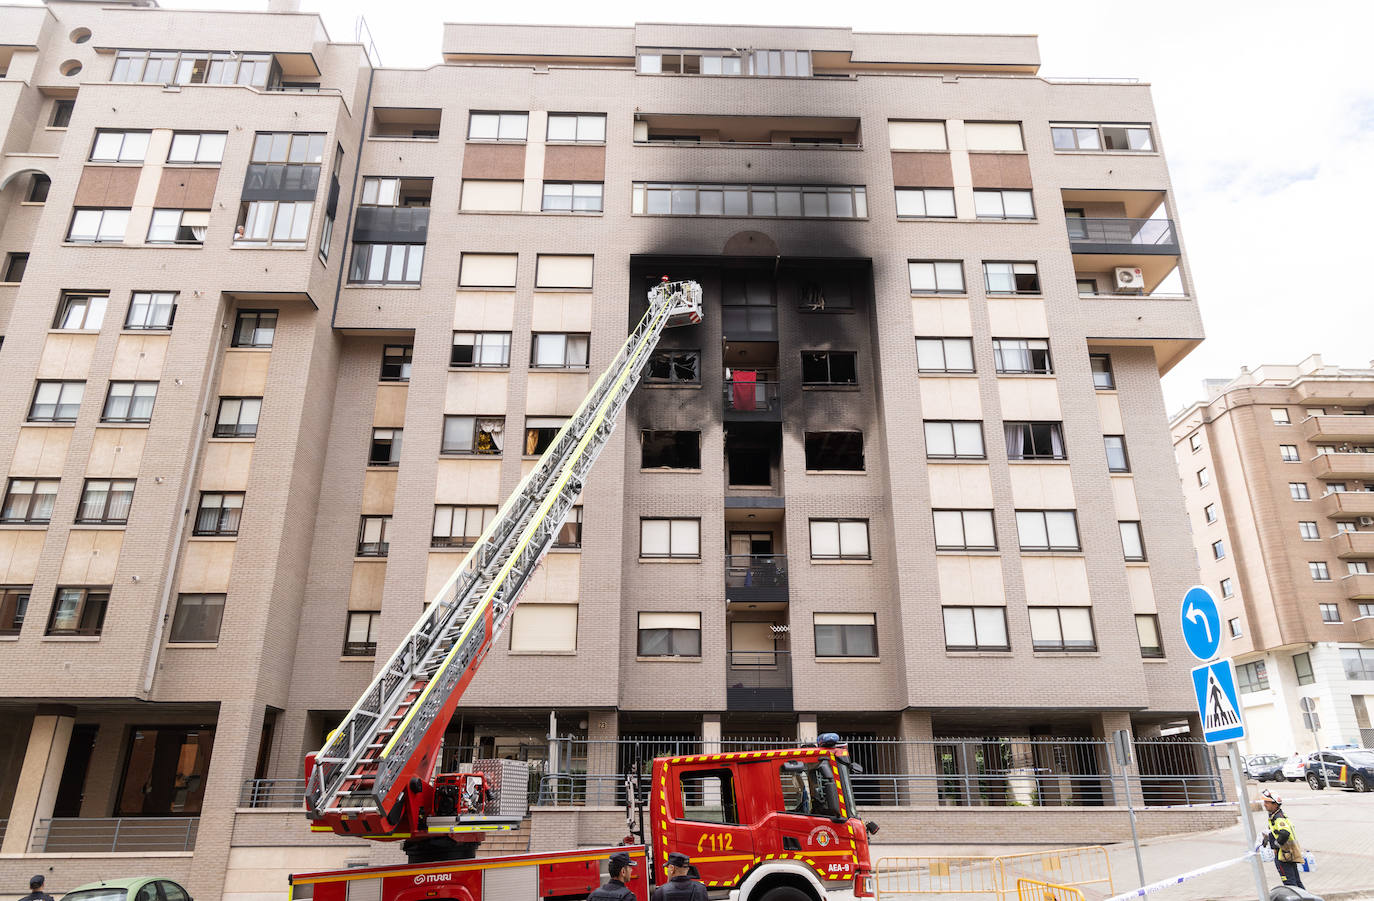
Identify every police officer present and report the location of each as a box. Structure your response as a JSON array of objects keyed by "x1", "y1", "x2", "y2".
[
  {"x1": 19, "y1": 875, "x2": 54, "y2": 901},
  {"x1": 588, "y1": 851, "x2": 637, "y2": 901},
  {"x1": 1260, "y1": 789, "x2": 1305, "y2": 888},
  {"x1": 650, "y1": 851, "x2": 708, "y2": 901}
]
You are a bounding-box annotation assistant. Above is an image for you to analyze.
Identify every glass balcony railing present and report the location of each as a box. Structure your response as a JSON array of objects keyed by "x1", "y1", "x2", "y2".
[{"x1": 1067, "y1": 217, "x2": 1178, "y2": 253}]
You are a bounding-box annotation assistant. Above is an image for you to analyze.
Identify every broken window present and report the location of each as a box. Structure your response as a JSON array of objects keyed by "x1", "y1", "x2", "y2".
[
  {"x1": 645, "y1": 350, "x2": 700, "y2": 384},
  {"x1": 804, "y1": 431, "x2": 864, "y2": 471},
  {"x1": 642, "y1": 430, "x2": 701, "y2": 469},
  {"x1": 801, "y1": 351, "x2": 857, "y2": 386}
]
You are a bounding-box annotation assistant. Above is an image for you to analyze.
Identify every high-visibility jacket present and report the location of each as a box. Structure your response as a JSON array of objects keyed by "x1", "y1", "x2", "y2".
[{"x1": 1268, "y1": 810, "x2": 1303, "y2": 863}]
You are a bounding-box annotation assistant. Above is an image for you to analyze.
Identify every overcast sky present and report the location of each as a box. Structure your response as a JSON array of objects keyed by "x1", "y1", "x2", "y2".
[{"x1": 67, "y1": 0, "x2": 1374, "y2": 411}]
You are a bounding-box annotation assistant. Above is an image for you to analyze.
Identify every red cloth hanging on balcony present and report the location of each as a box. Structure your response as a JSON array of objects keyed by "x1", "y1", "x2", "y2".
[{"x1": 732, "y1": 370, "x2": 757, "y2": 411}]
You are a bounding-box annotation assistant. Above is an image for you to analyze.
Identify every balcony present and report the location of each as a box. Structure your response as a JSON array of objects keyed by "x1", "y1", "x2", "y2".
[
  {"x1": 1295, "y1": 380, "x2": 1374, "y2": 405},
  {"x1": 353, "y1": 205, "x2": 430, "y2": 243},
  {"x1": 1067, "y1": 217, "x2": 1178, "y2": 254},
  {"x1": 1312, "y1": 453, "x2": 1374, "y2": 480},
  {"x1": 1332, "y1": 531, "x2": 1374, "y2": 560},
  {"x1": 1318, "y1": 490, "x2": 1374, "y2": 519},
  {"x1": 727, "y1": 649, "x2": 793, "y2": 712},
  {"x1": 1344, "y1": 573, "x2": 1374, "y2": 600},
  {"x1": 633, "y1": 113, "x2": 862, "y2": 149},
  {"x1": 240, "y1": 778, "x2": 307, "y2": 809},
  {"x1": 30, "y1": 817, "x2": 198, "y2": 853},
  {"x1": 723, "y1": 380, "x2": 781, "y2": 420},
  {"x1": 1302, "y1": 415, "x2": 1374, "y2": 443},
  {"x1": 725, "y1": 554, "x2": 788, "y2": 605}
]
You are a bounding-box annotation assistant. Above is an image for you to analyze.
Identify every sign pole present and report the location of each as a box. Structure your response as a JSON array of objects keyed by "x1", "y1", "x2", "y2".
[
  {"x1": 1113, "y1": 730, "x2": 1146, "y2": 887},
  {"x1": 1227, "y1": 743, "x2": 1269, "y2": 901}
]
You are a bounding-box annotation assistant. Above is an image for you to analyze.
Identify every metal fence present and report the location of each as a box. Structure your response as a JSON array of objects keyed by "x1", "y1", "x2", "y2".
[
  {"x1": 30, "y1": 817, "x2": 198, "y2": 853},
  {"x1": 240, "y1": 777, "x2": 307, "y2": 809},
  {"x1": 1066, "y1": 217, "x2": 1177, "y2": 247},
  {"x1": 874, "y1": 846, "x2": 1112, "y2": 901}
]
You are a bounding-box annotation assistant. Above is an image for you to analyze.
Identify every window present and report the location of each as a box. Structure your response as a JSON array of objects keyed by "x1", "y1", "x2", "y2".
[
  {"x1": 1016, "y1": 510, "x2": 1081, "y2": 551},
  {"x1": 357, "y1": 515, "x2": 391, "y2": 557},
  {"x1": 554, "y1": 506, "x2": 582, "y2": 548},
  {"x1": 814, "y1": 612, "x2": 878, "y2": 657},
  {"x1": 542, "y1": 182, "x2": 603, "y2": 212},
  {"x1": 101, "y1": 382, "x2": 157, "y2": 423},
  {"x1": 1050, "y1": 123, "x2": 1154, "y2": 152},
  {"x1": 1228, "y1": 617, "x2": 1241, "y2": 638},
  {"x1": 54, "y1": 292, "x2": 108, "y2": 329},
  {"x1": 1327, "y1": 483, "x2": 1348, "y2": 494},
  {"x1": 993, "y1": 338, "x2": 1052, "y2": 374},
  {"x1": 112, "y1": 49, "x2": 275, "y2": 87},
  {"x1": 1351, "y1": 563, "x2": 1372, "y2": 576},
  {"x1": 801, "y1": 351, "x2": 857, "y2": 386},
  {"x1": 1077, "y1": 278, "x2": 1098, "y2": 296},
  {"x1": 458, "y1": 252, "x2": 517, "y2": 288},
  {"x1": 380, "y1": 345, "x2": 412, "y2": 382},
  {"x1": 1290, "y1": 482, "x2": 1310, "y2": 500},
  {"x1": 645, "y1": 350, "x2": 700, "y2": 384},
  {"x1": 809, "y1": 519, "x2": 870, "y2": 560},
  {"x1": 1337, "y1": 521, "x2": 1357, "y2": 534},
  {"x1": 29, "y1": 381, "x2": 84, "y2": 422},
  {"x1": 50, "y1": 99, "x2": 75, "y2": 128},
  {"x1": 1029, "y1": 607, "x2": 1096, "y2": 651},
  {"x1": 1293, "y1": 652, "x2": 1315, "y2": 685},
  {"x1": 90, "y1": 130, "x2": 150, "y2": 162},
  {"x1": 965, "y1": 121, "x2": 1024, "y2": 151},
  {"x1": 169, "y1": 593, "x2": 225, "y2": 643},
  {"x1": 232, "y1": 310, "x2": 277, "y2": 347},
  {"x1": 642, "y1": 430, "x2": 701, "y2": 469},
  {"x1": 1119, "y1": 521, "x2": 1146, "y2": 561},
  {"x1": 1104, "y1": 436, "x2": 1130, "y2": 472},
  {"x1": 432, "y1": 505, "x2": 497, "y2": 548},
  {"x1": 908, "y1": 260, "x2": 965, "y2": 294},
  {"x1": 68, "y1": 208, "x2": 129, "y2": 243},
  {"x1": 46, "y1": 586, "x2": 109, "y2": 636},
  {"x1": 27, "y1": 174, "x2": 52, "y2": 204},
  {"x1": 451, "y1": 331, "x2": 511, "y2": 368},
  {"x1": 915, "y1": 337, "x2": 974, "y2": 373},
  {"x1": 509, "y1": 603, "x2": 578, "y2": 652},
  {"x1": 1197, "y1": 467, "x2": 1210, "y2": 487},
  {"x1": 1093, "y1": 354, "x2": 1115, "y2": 390},
  {"x1": 441, "y1": 416, "x2": 504, "y2": 456},
  {"x1": 459, "y1": 179, "x2": 523, "y2": 212},
  {"x1": 147, "y1": 209, "x2": 209, "y2": 245},
  {"x1": 547, "y1": 113, "x2": 606, "y2": 142},
  {"x1": 633, "y1": 182, "x2": 867, "y2": 218},
  {"x1": 640, "y1": 518, "x2": 700, "y2": 558},
  {"x1": 1299, "y1": 521, "x2": 1320, "y2": 540},
  {"x1": 168, "y1": 132, "x2": 227, "y2": 164},
  {"x1": 1136, "y1": 614, "x2": 1163, "y2": 658},
  {"x1": 942, "y1": 606, "x2": 1009, "y2": 651},
  {"x1": 3, "y1": 252, "x2": 28, "y2": 283},
  {"x1": 1236, "y1": 660, "x2": 1269, "y2": 693},
  {"x1": 524, "y1": 417, "x2": 567, "y2": 456},
  {"x1": 983, "y1": 262, "x2": 1041, "y2": 294},
  {"x1": 1271, "y1": 408, "x2": 1291, "y2": 425},
  {"x1": 933, "y1": 510, "x2": 997, "y2": 551},
  {"x1": 1344, "y1": 647, "x2": 1374, "y2": 680},
  {"x1": 535, "y1": 254, "x2": 594, "y2": 289},
  {"x1": 1280, "y1": 444, "x2": 1300, "y2": 463},
  {"x1": 1189, "y1": 432, "x2": 1202, "y2": 453},
  {"x1": 894, "y1": 187, "x2": 955, "y2": 218},
  {"x1": 349, "y1": 241, "x2": 425, "y2": 284},
  {"x1": 1004, "y1": 421, "x2": 1066, "y2": 460},
  {"x1": 369, "y1": 428, "x2": 402, "y2": 465},
  {"x1": 637, "y1": 612, "x2": 701, "y2": 657},
  {"x1": 344, "y1": 611, "x2": 380, "y2": 656},
  {"x1": 1204, "y1": 504, "x2": 1217, "y2": 524},
  {"x1": 319, "y1": 142, "x2": 343, "y2": 264},
  {"x1": 1220, "y1": 578, "x2": 1234, "y2": 598},
  {"x1": 888, "y1": 120, "x2": 948, "y2": 150},
  {"x1": 0, "y1": 587, "x2": 30, "y2": 635},
  {"x1": 531, "y1": 333, "x2": 590, "y2": 368},
  {"x1": 467, "y1": 111, "x2": 527, "y2": 141},
  {"x1": 214, "y1": 397, "x2": 261, "y2": 437},
  {"x1": 804, "y1": 431, "x2": 864, "y2": 471},
  {"x1": 236, "y1": 200, "x2": 313, "y2": 246},
  {"x1": 973, "y1": 189, "x2": 1034, "y2": 219},
  {"x1": 193, "y1": 492, "x2": 244, "y2": 536},
  {"x1": 1212, "y1": 540, "x2": 1226, "y2": 560},
  {"x1": 126, "y1": 292, "x2": 176, "y2": 330},
  {"x1": 925, "y1": 420, "x2": 985, "y2": 459},
  {"x1": 1310, "y1": 562, "x2": 1331, "y2": 581},
  {"x1": 1, "y1": 478, "x2": 59, "y2": 523}
]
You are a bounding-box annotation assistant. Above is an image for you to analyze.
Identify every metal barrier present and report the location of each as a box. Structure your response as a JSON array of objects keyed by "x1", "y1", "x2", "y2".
[
  {"x1": 998, "y1": 847, "x2": 1113, "y2": 900},
  {"x1": 875, "y1": 856, "x2": 1003, "y2": 899},
  {"x1": 30, "y1": 817, "x2": 198, "y2": 853},
  {"x1": 1016, "y1": 879, "x2": 1088, "y2": 901},
  {"x1": 875, "y1": 847, "x2": 1111, "y2": 901},
  {"x1": 240, "y1": 778, "x2": 307, "y2": 808}
]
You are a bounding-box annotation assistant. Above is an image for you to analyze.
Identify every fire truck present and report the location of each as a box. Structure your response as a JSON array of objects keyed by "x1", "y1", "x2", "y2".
[{"x1": 292, "y1": 280, "x2": 876, "y2": 900}]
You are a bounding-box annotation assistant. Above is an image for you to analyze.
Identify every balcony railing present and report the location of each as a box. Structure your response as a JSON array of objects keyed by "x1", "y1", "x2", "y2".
[
  {"x1": 353, "y1": 205, "x2": 430, "y2": 243},
  {"x1": 725, "y1": 554, "x2": 789, "y2": 605},
  {"x1": 1067, "y1": 217, "x2": 1178, "y2": 254},
  {"x1": 727, "y1": 649, "x2": 793, "y2": 711},
  {"x1": 343, "y1": 640, "x2": 377, "y2": 657},
  {"x1": 357, "y1": 541, "x2": 389, "y2": 557},
  {"x1": 1312, "y1": 452, "x2": 1374, "y2": 480},
  {"x1": 240, "y1": 778, "x2": 307, "y2": 809},
  {"x1": 722, "y1": 379, "x2": 781, "y2": 419},
  {"x1": 30, "y1": 817, "x2": 198, "y2": 853}
]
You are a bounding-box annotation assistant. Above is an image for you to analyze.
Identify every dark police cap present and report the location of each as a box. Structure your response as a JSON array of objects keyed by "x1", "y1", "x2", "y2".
[
  {"x1": 609, "y1": 851, "x2": 633, "y2": 868},
  {"x1": 667, "y1": 851, "x2": 690, "y2": 867}
]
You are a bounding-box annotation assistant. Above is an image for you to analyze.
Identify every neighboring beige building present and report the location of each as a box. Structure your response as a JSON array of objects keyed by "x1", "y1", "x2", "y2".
[
  {"x1": 1171, "y1": 356, "x2": 1374, "y2": 759},
  {"x1": 0, "y1": 2, "x2": 1220, "y2": 897}
]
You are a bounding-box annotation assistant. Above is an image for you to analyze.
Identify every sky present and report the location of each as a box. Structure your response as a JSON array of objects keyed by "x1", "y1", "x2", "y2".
[{"x1": 51, "y1": 0, "x2": 1374, "y2": 412}]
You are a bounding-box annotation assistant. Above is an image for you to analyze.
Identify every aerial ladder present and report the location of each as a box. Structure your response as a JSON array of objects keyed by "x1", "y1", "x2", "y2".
[{"x1": 304, "y1": 278, "x2": 703, "y2": 859}]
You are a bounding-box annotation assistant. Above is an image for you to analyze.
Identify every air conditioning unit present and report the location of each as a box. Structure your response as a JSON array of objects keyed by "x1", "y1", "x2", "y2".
[
  {"x1": 1115, "y1": 267, "x2": 1144, "y2": 291},
  {"x1": 1359, "y1": 516, "x2": 1374, "y2": 527}
]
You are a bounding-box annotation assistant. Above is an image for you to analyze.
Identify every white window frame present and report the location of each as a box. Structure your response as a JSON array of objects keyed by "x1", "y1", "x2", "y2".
[
  {"x1": 972, "y1": 189, "x2": 1034, "y2": 220},
  {"x1": 168, "y1": 132, "x2": 227, "y2": 164},
  {"x1": 933, "y1": 510, "x2": 997, "y2": 551},
  {"x1": 924, "y1": 420, "x2": 985, "y2": 460},
  {"x1": 1015, "y1": 510, "x2": 1081, "y2": 552},
  {"x1": 915, "y1": 337, "x2": 974, "y2": 373},
  {"x1": 640, "y1": 517, "x2": 701, "y2": 559},
  {"x1": 908, "y1": 260, "x2": 965, "y2": 294},
  {"x1": 451, "y1": 331, "x2": 512, "y2": 368},
  {"x1": 894, "y1": 187, "x2": 956, "y2": 219},
  {"x1": 546, "y1": 113, "x2": 607, "y2": 143},
  {"x1": 942, "y1": 606, "x2": 1009, "y2": 652},
  {"x1": 467, "y1": 111, "x2": 528, "y2": 141},
  {"x1": 90, "y1": 129, "x2": 151, "y2": 163},
  {"x1": 808, "y1": 519, "x2": 871, "y2": 560},
  {"x1": 68, "y1": 208, "x2": 130, "y2": 244}
]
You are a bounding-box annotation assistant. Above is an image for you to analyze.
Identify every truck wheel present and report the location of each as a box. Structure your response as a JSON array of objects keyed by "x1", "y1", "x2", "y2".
[
  {"x1": 758, "y1": 887, "x2": 814, "y2": 901},
  {"x1": 1306, "y1": 773, "x2": 1324, "y2": 791},
  {"x1": 1353, "y1": 774, "x2": 1368, "y2": 793}
]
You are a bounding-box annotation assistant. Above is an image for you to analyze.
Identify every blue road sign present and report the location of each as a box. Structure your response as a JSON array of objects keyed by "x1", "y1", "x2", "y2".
[
  {"x1": 1180, "y1": 585, "x2": 1222, "y2": 661},
  {"x1": 1192, "y1": 659, "x2": 1246, "y2": 744}
]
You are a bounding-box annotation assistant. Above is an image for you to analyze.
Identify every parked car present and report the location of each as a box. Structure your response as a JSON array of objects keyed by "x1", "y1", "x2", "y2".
[
  {"x1": 1305, "y1": 748, "x2": 1374, "y2": 792},
  {"x1": 1245, "y1": 754, "x2": 1286, "y2": 782},
  {"x1": 1280, "y1": 752, "x2": 1311, "y2": 782},
  {"x1": 63, "y1": 877, "x2": 193, "y2": 901}
]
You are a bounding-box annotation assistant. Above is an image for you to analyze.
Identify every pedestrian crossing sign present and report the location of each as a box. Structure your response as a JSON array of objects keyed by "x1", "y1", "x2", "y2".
[{"x1": 1191, "y1": 658, "x2": 1246, "y2": 744}]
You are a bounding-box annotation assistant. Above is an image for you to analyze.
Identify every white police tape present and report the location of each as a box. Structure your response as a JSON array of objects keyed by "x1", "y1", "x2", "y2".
[{"x1": 1103, "y1": 851, "x2": 1258, "y2": 901}]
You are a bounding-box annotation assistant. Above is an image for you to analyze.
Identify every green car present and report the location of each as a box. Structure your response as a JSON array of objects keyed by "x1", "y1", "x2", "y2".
[{"x1": 62, "y1": 877, "x2": 193, "y2": 901}]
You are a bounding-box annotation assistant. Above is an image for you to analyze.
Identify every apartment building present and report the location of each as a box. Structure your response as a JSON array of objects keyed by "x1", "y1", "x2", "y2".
[
  {"x1": 0, "y1": 3, "x2": 1217, "y2": 897},
  {"x1": 1170, "y1": 357, "x2": 1374, "y2": 759}
]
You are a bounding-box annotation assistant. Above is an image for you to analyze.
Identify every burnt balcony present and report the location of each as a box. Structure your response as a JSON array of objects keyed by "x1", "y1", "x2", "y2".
[
  {"x1": 1312, "y1": 453, "x2": 1374, "y2": 480},
  {"x1": 1318, "y1": 490, "x2": 1374, "y2": 519},
  {"x1": 727, "y1": 649, "x2": 793, "y2": 711},
  {"x1": 1332, "y1": 531, "x2": 1374, "y2": 560},
  {"x1": 1302, "y1": 415, "x2": 1374, "y2": 443},
  {"x1": 1344, "y1": 573, "x2": 1374, "y2": 601},
  {"x1": 1068, "y1": 217, "x2": 1178, "y2": 255},
  {"x1": 723, "y1": 380, "x2": 782, "y2": 420},
  {"x1": 725, "y1": 554, "x2": 789, "y2": 605}
]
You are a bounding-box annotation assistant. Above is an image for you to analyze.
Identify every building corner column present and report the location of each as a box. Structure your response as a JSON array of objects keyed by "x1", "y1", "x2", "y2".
[{"x1": 1, "y1": 707, "x2": 76, "y2": 854}]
